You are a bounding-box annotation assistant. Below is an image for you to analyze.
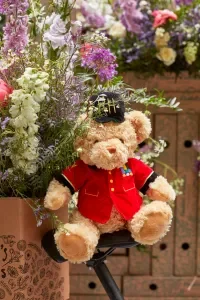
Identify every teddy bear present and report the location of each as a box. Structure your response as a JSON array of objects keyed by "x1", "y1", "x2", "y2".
[{"x1": 44, "y1": 92, "x2": 176, "y2": 263}]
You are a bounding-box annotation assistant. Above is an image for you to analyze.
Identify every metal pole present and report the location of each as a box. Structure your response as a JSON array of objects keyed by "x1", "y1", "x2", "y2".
[{"x1": 93, "y1": 261, "x2": 124, "y2": 300}]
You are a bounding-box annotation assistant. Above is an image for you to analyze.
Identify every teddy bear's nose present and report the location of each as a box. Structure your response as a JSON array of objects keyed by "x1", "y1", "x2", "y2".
[{"x1": 107, "y1": 146, "x2": 116, "y2": 154}]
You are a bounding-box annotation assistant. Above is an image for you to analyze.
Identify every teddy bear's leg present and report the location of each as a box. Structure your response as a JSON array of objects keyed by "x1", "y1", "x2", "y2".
[
  {"x1": 127, "y1": 201, "x2": 173, "y2": 245},
  {"x1": 54, "y1": 209, "x2": 100, "y2": 263}
]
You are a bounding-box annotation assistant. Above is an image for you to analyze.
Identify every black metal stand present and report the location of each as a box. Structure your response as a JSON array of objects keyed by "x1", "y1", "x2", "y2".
[
  {"x1": 86, "y1": 248, "x2": 123, "y2": 300},
  {"x1": 41, "y1": 230, "x2": 138, "y2": 300}
]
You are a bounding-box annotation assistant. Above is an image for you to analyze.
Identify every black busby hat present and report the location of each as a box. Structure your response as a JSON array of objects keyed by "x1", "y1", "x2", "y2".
[{"x1": 90, "y1": 92, "x2": 125, "y2": 123}]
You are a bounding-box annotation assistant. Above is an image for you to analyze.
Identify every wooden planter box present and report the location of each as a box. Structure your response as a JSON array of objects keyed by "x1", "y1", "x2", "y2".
[{"x1": 0, "y1": 198, "x2": 69, "y2": 300}]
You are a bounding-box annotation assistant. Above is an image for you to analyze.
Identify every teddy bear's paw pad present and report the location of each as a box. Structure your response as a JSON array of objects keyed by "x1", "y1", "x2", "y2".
[
  {"x1": 44, "y1": 195, "x2": 65, "y2": 210},
  {"x1": 135, "y1": 212, "x2": 171, "y2": 245},
  {"x1": 56, "y1": 233, "x2": 89, "y2": 263}
]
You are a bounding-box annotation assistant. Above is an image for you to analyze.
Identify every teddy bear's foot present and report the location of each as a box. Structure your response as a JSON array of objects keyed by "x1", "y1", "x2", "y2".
[
  {"x1": 127, "y1": 201, "x2": 172, "y2": 245},
  {"x1": 54, "y1": 222, "x2": 100, "y2": 263}
]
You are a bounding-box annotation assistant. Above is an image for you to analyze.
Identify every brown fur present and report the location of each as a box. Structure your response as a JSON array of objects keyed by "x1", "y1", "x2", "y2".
[{"x1": 44, "y1": 110, "x2": 176, "y2": 263}]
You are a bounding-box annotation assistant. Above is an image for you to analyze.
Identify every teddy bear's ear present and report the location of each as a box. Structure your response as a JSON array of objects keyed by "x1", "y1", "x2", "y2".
[{"x1": 125, "y1": 111, "x2": 152, "y2": 144}]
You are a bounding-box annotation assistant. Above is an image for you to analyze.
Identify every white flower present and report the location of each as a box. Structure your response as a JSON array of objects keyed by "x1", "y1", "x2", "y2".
[
  {"x1": 154, "y1": 30, "x2": 170, "y2": 48},
  {"x1": 71, "y1": 20, "x2": 82, "y2": 36},
  {"x1": 156, "y1": 47, "x2": 177, "y2": 66},
  {"x1": 43, "y1": 15, "x2": 68, "y2": 49},
  {"x1": 8, "y1": 68, "x2": 49, "y2": 175},
  {"x1": 45, "y1": 12, "x2": 57, "y2": 26},
  {"x1": 139, "y1": 1, "x2": 149, "y2": 9},
  {"x1": 155, "y1": 28, "x2": 165, "y2": 37},
  {"x1": 108, "y1": 21, "x2": 126, "y2": 38}
]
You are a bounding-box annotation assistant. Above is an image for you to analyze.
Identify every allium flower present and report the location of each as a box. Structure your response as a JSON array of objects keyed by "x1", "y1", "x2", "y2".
[
  {"x1": 117, "y1": 0, "x2": 143, "y2": 34},
  {"x1": 81, "y1": 45, "x2": 118, "y2": 81},
  {"x1": 152, "y1": 9, "x2": 178, "y2": 28}
]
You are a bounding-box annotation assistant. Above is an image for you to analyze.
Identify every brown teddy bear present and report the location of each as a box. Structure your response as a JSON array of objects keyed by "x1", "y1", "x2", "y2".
[{"x1": 44, "y1": 92, "x2": 175, "y2": 263}]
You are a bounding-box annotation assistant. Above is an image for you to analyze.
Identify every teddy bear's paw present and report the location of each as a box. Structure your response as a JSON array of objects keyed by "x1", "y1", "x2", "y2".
[
  {"x1": 128, "y1": 201, "x2": 173, "y2": 245},
  {"x1": 147, "y1": 176, "x2": 176, "y2": 202},
  {"x1": 44, "y1": 179, "x2": 71, "y2": 210},
  {"x1": 54, "y1": 223, "x2": 99, "y2": 263}
]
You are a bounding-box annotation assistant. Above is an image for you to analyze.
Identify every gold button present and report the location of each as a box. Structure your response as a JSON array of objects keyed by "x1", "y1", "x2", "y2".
[
  {"x1": 111, "y1": 188, "x2": 114, "y2": 192},
  {"x1": 110, "y1": 180, "x2": 113, "y2": 183}
]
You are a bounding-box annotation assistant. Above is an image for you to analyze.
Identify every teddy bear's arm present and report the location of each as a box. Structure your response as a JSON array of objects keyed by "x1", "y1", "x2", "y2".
[
  {"x1": 130, "y1": 158, "x2": 176, "y2": 202},
  {"x1": 44, "y1": 160, "x2": 89, "y2": 211},
  {"x1": 146, "y1": 175, "x2": 176, "y2": 202},
  {"x1": 44, "y1": 178, "x2": 72, "y2": 210}
]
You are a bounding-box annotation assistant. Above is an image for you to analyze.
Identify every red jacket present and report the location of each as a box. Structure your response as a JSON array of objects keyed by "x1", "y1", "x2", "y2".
[{"x1": 58, "y1": 158, "x2": 157, "y2": 224}]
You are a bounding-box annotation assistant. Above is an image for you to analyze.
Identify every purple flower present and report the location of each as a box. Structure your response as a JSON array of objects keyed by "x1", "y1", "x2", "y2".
[
  {"x1": 175, "y1": 0, "x2": 193, "y2": 5},
  {"x1": 32, "y1": 201, "x2": 51, "y2": 227},
  {"x1": 81, "y1": 3, "x2": 105, "y2": 28},
  {"x1": 0, "y1": 170, "x2": 9, "y2": 180},
  {"x1": 0, "y1": 116, "x2": 10, "y2": 130},
  {"x1": 71, "y1": 21, "x2": 82, "y2": 41},
  {"x1": 81, "y1": 47, "x2": 118, "y2": 81},
  {"x1": 3, "y1": 15, "x2": 29, "y2": 55},
  {"x1": 194, "y1": 159, "x2": 200, "y2": 175},
  {"x1": 1, "y1": 0, "x2": 29, "y2": 55},
  {"x1": 117, "y1": 0, "x2": 143, "y2": 34},
  {"x1": 0, "y1": 0, "x2": 29, "y2": 15},
  {"x1": 193, "y1": 140, "x2": 200, "y2": 153}
]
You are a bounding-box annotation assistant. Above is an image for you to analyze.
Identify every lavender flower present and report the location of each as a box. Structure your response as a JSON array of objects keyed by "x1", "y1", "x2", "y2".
[
  {"x1": 117, "y1": 0, "x2": 143, "y2": 34},
  {"x1": 81, "y1": 47, "x2": 118, "y2": 81},
  {"x1": 0, "y1": 0, "x2": 29, "y2": 15},
  {"x1": 33, "y1": 200, "x2": 51, "y2": 227}
]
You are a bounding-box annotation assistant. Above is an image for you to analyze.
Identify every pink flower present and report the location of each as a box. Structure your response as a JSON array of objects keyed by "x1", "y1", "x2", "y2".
[
  {"x1": 152, "y1": 9, "x2": 178, "y2": 28},
  {"x1": 0, "y1": 79, "x2": 13, "y2": 107}
]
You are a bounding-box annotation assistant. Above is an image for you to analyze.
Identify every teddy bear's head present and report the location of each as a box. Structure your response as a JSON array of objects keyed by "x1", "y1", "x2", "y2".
[{"x1": 75, "y1": 92, "x2": 151, "y2": 170}]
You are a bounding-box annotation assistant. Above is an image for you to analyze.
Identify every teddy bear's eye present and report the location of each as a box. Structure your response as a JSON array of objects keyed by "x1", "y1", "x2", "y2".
[
  {"x1": 120, "y1": 139, "x2": 124, "y2": 144},
  {"x1": 94, "y1": 140, "x2": 99, "y2": 144}
]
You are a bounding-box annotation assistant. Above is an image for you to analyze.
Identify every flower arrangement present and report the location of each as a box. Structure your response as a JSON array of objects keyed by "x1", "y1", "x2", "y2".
[
  {"x1": 75, "y1": 0, "x2": 200, "y2": 77},
  {"x1": 0, "y1": 0, "x2": 182, "y2": 228}
]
